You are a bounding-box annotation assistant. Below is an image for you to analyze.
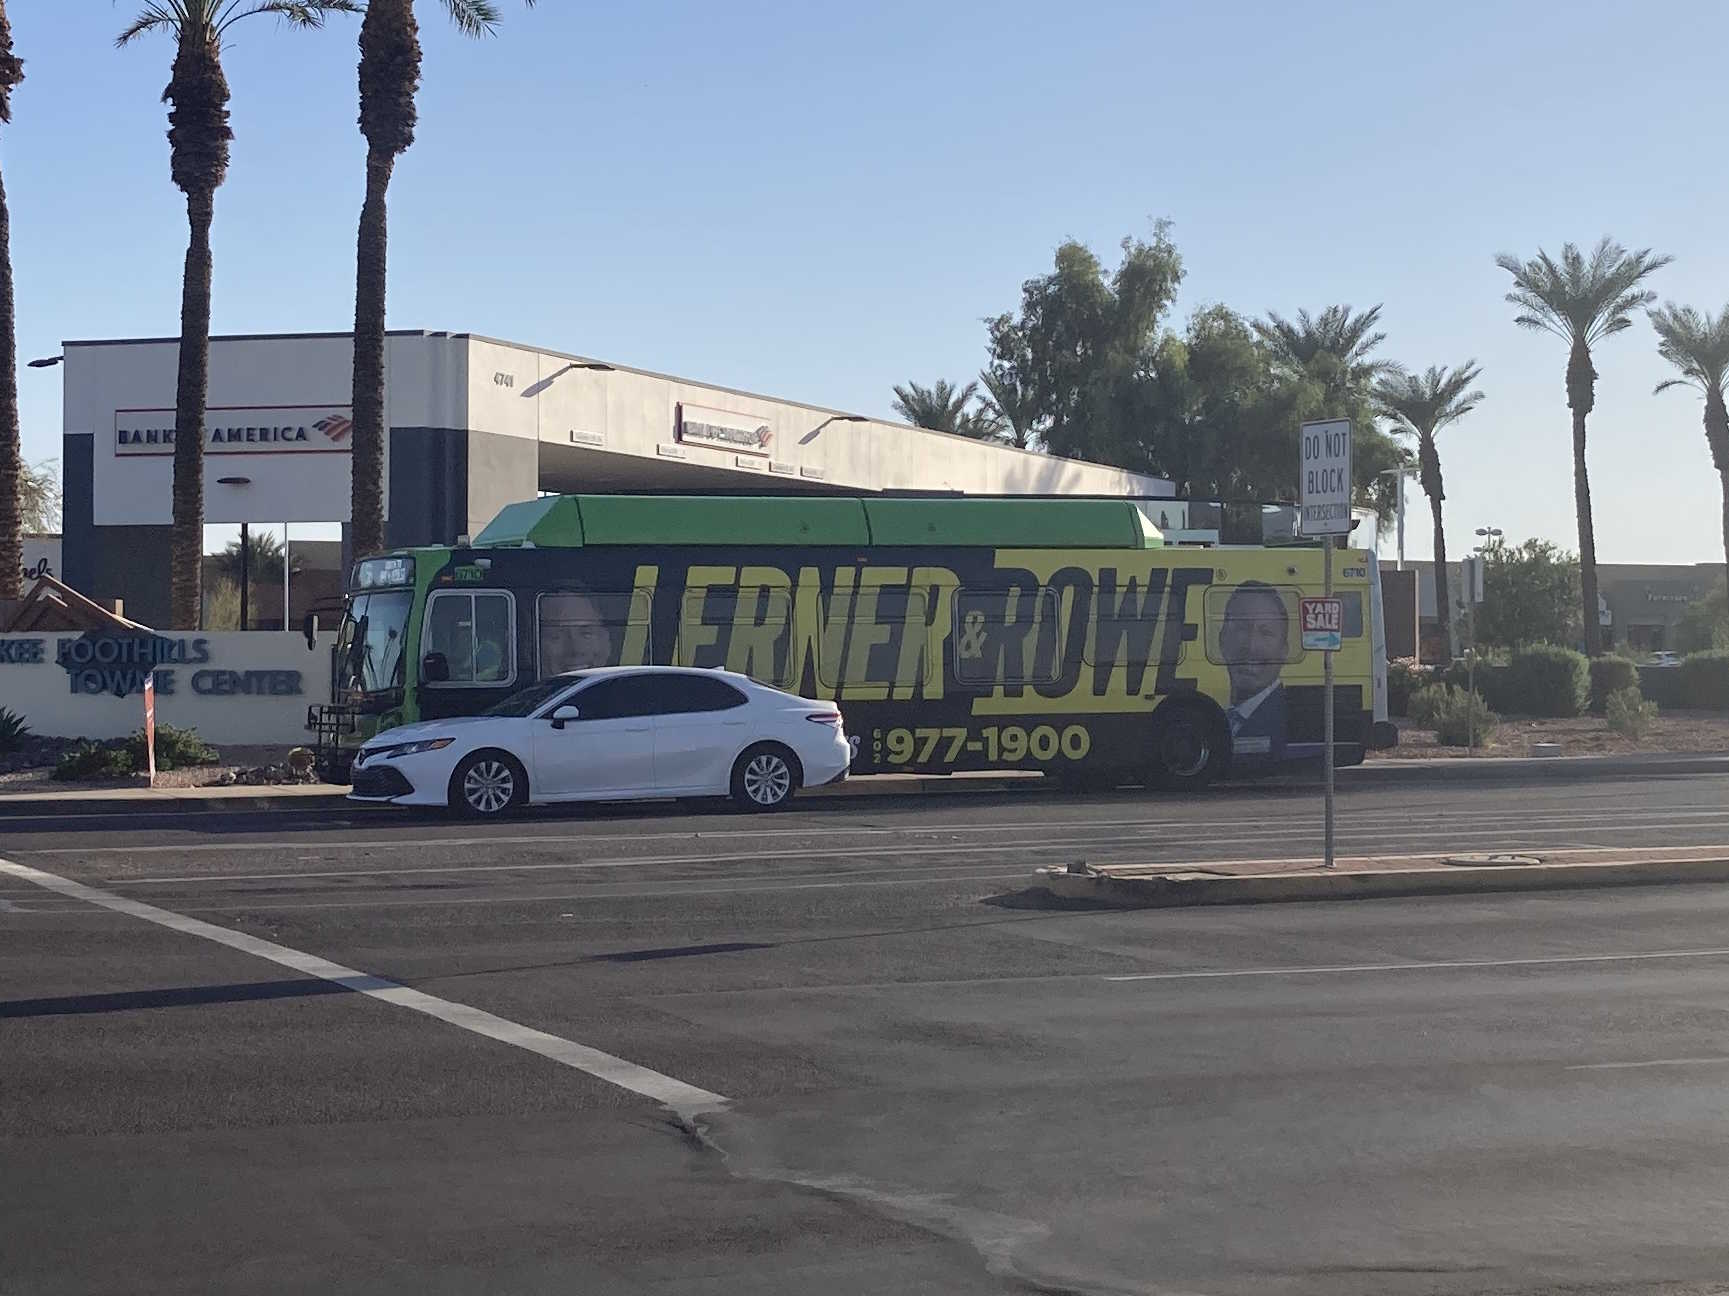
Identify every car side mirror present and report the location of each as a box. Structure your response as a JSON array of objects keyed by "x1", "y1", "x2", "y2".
[
  {"x1": 302, "y1": 612, "x2": 319, "y2": 650},
  {"x1": 550, "y1": 704, "x2": 580, "y2": 730},
  {"x1": 422, "y1": 651, "x2": 450, "y2": 683}
]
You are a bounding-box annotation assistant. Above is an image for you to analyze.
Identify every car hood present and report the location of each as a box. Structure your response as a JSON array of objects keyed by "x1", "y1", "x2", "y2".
[{"x1": 362, "y1": 715, "x2": 496, "y2": 748}]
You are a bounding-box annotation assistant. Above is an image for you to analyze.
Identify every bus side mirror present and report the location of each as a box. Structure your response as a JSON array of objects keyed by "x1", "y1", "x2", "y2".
[
  {"x1": 422, "y1": 652, "x2": 450, "y2": 683},
  {"x1": 302, "y1": 612, "x2": 319, "y2": 651},
  {"x1": 550, "y1": 705, "x2": 580, "y2": 730}
]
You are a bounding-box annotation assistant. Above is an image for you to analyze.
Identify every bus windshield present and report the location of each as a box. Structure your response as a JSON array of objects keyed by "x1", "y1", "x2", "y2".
[{"x1": 335, "y1": 590, "x2": 412, "y2": 696}]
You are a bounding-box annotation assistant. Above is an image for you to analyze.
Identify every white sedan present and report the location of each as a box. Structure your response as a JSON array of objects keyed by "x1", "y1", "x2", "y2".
[{"x1": 348, "y1": 666, "x2": 854, "y2": 817}]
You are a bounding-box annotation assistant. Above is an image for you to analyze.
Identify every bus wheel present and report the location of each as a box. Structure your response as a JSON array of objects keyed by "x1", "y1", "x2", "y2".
[
  {"x1": 731, "y1": 744, "x2": 800, "y2": 811},
  {"x1": 449, "y1": 750, "x2": 527, "y2": 818},
  {"x1": 1150, "y1": 704, "x2": 1224, "y2": 792}
]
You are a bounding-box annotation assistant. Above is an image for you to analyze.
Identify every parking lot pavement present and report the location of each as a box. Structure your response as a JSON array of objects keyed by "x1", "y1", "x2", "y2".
[{"x1": 6, "y1": 773, "x2": 1729, "y2": 1294}]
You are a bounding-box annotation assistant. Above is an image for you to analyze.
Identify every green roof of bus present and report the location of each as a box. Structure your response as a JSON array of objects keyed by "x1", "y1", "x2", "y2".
[{"x1": 471, "y1": 494, "x2": 1163, "y2": 549}]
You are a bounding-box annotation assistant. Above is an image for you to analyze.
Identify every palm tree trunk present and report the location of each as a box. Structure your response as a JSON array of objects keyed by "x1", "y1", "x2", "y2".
[
  {"x1": 1429, "y1": 492, "x2": 1453, "y2": 661},
  {"x1": 1720, "y1": 466, "x2": 1729, "y2": 604},
  {"x1": 170, "y1": 188, "x2": 214, "y2": 630},
  {"x1": 0, "y1": 160, "x2": 20, "y2": 601},
  {"x1": 350, "y1": 148, "x2": 393, "y2": 559},
  {"x1": 1572, "y1": 406, "x2": 1601, "y2": 656}
]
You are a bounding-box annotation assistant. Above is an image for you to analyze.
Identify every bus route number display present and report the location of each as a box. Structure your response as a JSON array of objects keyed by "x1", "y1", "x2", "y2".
[{"x1": 1300, "y1": 596, "x2": 1344, "y2": 652}]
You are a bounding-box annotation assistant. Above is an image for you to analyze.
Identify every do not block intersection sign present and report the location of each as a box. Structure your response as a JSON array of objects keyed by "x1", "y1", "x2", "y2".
[{"x1": 1300, "y1": 419, "x2": 1353, "y2": 536}]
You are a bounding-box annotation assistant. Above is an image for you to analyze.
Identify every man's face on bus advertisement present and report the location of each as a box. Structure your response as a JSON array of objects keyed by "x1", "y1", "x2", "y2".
[
  {"x1": 540, "y1": 593, "x2": 613, "y2": 673},
  {"x1": 1219, "y1": 587, "x2": 1289, "y2": 703}
]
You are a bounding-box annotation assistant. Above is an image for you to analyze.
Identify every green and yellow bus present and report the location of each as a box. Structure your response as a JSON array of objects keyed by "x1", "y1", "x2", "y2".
[{"x1": 312, "y1": 494, "x2": 1395, "y2": 788}]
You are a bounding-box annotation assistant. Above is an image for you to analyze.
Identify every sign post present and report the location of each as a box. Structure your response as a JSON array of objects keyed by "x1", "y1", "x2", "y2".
[
  {"x1": 142, "y1": 671, "x2": 158, "y2": 788},
  {"x1": 1300, "y1": 418, "x2": 1353, "y2": 870}
]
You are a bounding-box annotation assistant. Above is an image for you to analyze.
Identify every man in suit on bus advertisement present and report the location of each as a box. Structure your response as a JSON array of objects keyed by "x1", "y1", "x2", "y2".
[
  {"x1": 1219, "y1": 581, "x2": 1289, "y2": 761},
  {"x1": 539, "y1": 589, "x2": 616, "y2": 676}
]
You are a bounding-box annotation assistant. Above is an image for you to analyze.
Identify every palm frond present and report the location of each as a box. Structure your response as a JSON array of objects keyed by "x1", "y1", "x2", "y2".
[
  {"x1": 116, "y1": 1, "x2": 189, "y2": 46},
  {"x1": 216, "y1": 0, "x2": 361, "y2": 35},
  {"x1": 437, "y1": 0, "x2": 504, "y2": 37},
  {"x1": 1372, "y1": 361, "x2": 1484, "y2": 439},
  {"x1": 1651, "y1": 300, "x2": 1729, "y2": 399}
]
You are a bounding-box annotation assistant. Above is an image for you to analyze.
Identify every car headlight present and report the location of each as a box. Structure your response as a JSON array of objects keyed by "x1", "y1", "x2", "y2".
[{"x1": 363, "y1": 737, "x2": 455, "y2": 762}]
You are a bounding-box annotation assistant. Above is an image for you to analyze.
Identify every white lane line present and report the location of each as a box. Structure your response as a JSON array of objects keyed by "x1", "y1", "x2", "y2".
[
  {"x1": 0, "y1": 858, "x2": 728, "y2": 1119},
  {"x1": 1104, "y1": 946, "x2": 1729, "y2": 982},
  {"x1": 1566, "y1": 1056, "x2": 1729, "y2": 1071}
]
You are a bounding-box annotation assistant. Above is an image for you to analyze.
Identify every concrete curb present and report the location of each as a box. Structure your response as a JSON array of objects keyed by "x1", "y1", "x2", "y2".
[
  {"x1": 1038, "y1": 856, "x2": 1729, "y2": 909},
  {"x1": 1339, "y1": 753, "x2": 1729, "y2": 785}
]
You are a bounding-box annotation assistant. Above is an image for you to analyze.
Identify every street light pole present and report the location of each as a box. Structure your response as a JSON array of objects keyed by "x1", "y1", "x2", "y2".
[
  {"x1": 1377, "y1": 466, "x2": 1418, "y2": 570},
  {"x1": 1465, "y1": 525, "x2": 1503, "y2": 752}
]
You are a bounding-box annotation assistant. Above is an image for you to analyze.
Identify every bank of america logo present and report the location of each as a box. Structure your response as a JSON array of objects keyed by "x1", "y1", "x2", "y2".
[{"x1": 315, "y1": 414, "x2": 353, "y2": 444}]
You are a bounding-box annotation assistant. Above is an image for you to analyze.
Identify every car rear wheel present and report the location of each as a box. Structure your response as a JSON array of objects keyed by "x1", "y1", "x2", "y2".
[
  {"x1": 449, "y1": 750, "x2": 527, "y2": 818},
  {"x1": 731, "y1": 743, "x2": 800, "y2": 811}
]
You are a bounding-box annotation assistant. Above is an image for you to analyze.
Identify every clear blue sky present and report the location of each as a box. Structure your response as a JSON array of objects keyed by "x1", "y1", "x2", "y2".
[{"x1": 9, "y1": 0, "x2": 1728, "y2": 564}]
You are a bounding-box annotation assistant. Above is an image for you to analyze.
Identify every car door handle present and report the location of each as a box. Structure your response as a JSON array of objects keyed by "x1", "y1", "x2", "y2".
[
  {"x1": 623, "y1": 725, "x2": 650, "y2": 733},
  {"x1": 722, "y1": 719, "x2": 747, "y2": 727}
]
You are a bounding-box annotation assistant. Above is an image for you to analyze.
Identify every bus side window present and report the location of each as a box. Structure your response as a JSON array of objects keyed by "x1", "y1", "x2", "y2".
[
  {"x1": 953, "y1": 588, "x2": 1060, "y2": 686},
  {"x1": 424, "y1": 590, "x2": 517, "y2": 687},
  {"x1": 537, "y1": 590, "x2": 651, "y2": 678},
  {"x1": 678, "y1": 589, "x2": 794, "y2": 680},
  {"x1": 1202, "y1": 585, "x2": 1304, "y2": 666}
]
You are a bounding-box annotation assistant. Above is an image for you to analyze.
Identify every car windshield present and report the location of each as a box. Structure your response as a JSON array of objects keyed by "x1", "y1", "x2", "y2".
[
  {"x1": 482, "y1": 675, "x2": 587, "y2": 718},
  {"x1": 335, "y1": 590, "x2": 412, "y2": 695}
]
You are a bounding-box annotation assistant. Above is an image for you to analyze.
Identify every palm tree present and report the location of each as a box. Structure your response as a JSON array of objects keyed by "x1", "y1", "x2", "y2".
[
  {"x1": 978, "y1": 367, "x2": 1042, "y2": 450},
  {"x1": 350, "y1": 0, "x2": 534, "y2": 561},
  {"x1": 1254, "y1": 303, "x2": 1400, "y2": 403},
  {"x1": 0, "y1": 4, "x2": 22, "y2": 603},
  {"x1": 891, "y1": 379, "x2": 979, "y2": 434},
  {"x1": 119, "y1": 0, "x2": 358, "y2": 629},
  {"x1": 1495, "y1": 238, "x2": 1672, "y2": 655},
  {"x1": 1650, "y1": 302, "x2": 1729, "y2": 598},
  {"x1": 1375, "y1": 364, "x2": 1486, "y2": 659}
]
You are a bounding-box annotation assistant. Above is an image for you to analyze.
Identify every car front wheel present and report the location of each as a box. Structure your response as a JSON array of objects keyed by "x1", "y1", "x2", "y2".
[
  {"x1": 449, "y1": 750, "x2": 527, "y2": 818},
  {"x1": 731, "y1": 744, "x2": 800, "y2": 811}
]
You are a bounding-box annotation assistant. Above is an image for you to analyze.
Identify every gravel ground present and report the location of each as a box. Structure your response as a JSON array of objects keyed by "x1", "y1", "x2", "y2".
[{"x1": 1377, "y1": 709, "x2": 1729, "y2": 759}]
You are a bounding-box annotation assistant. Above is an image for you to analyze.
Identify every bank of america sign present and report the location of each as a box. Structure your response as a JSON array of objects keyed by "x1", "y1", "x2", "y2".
[{"x1": 114, "y1": 405, "x2": 354, "y2": 456}]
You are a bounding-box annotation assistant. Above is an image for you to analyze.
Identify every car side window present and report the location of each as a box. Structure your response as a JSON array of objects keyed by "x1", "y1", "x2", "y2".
[
  {"x1": 567, "y1": 675, "x2": 661, "y2": 721},
  {"x1": 655, "y1": 674, "x2": 748, "y2": 715}
]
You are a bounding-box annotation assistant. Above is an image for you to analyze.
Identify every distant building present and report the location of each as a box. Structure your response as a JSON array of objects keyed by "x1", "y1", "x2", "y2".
[{"x1": 1409, "y1": 559, "x2": 1721, "y2": 656}]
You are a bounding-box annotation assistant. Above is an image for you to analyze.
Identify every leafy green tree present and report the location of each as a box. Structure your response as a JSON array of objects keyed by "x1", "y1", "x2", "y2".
[
  {"x1": 1649, "y1": 302, "x2": 1729, "y2": 599},
  {"x1": 985, "y1": 228, "x2": 1184, "y2": 468},
  {"x1": 1375, "y1": 363, "x2": 1486, "y2": 658},
  {"x1": 350, "y1": 0, "x2": 535, "y2": 561},
  {"x1": 119, "y1": 0, "x2": 359, "y2": 628},
  {"x1": 18, "y1": 458, "x2": 57, "y2": 533},
  {"x1": 0, "y1": 2, "x2": 21, "y2": 601},
  {"x1": 1475, "y1": 537, "x2": 1582, "y2": 652},
  {"x1": 1675, "y1": 587, "x2": 1729, "y2": 653},
  {"x1": 1495, "y1": 238, "x2": 1672, "y2": 655}
]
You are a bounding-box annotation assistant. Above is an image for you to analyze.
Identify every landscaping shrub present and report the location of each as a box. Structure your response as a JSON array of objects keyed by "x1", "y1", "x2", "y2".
[
  {"x1": 1431, "y1": 687, "x2": 1499, "y2": 747},
  {"x1": 1678, "y1": 649, "x2": 1729, "y2": 710},
  {"x1": 0, "y1": 707, "x2": 29, "y2": 753},
  {"x1": 1408, "y1": 683, "x2": 1449, "y2": 728},
  {"x1": 1503, "y1": 644, "x2": 1589, "y2": 717},
  {"x1": 1387, "y1": 659, "x2": 1426, "y2": 717},
  {"x1": 53, "y1": 742, "x2": 137, "y2": 781},
  {"x1": 1588, "y1": 654, "x2": 1640, "y2": 715},
  {"x1": 124, "y1": 723, "x2": 217, "y2": 771},
  {"x1": 1605, "y1": 686, "x2": 1658, "y2": 738}
]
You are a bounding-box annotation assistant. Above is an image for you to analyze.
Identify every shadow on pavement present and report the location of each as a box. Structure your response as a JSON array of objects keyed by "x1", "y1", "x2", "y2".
[{"x1": 0, "y1": 978, "x2": 353, "y2": 1018}]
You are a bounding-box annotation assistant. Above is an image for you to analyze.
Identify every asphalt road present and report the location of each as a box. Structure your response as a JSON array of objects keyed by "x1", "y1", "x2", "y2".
[{"x1": 6, "y1": 772, "x2": 1729, "y2": 1295}]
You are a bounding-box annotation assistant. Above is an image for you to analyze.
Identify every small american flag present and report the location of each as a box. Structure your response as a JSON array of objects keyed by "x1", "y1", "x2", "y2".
[{"x1": 315, "y1": 414, "x2": 353, "y2": 444}]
